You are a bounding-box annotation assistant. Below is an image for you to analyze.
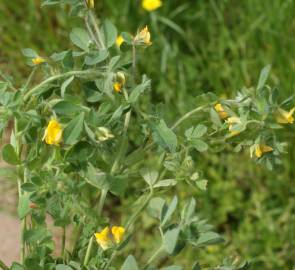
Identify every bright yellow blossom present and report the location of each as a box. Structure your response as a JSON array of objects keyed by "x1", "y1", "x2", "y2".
[
  {"x1": 43, "y1": 119, "x2": 62, "y2": 145},
  {"x1": 134, "y1": 26, "x2": 152, "y2": 46},
  {"x1": 86, "y1": 0, "x2": 94, "y2": 9},
  {"x1": 214, "y1": 103, "x2": 228, "y2": 119},
  {"x1": 254, "y1": 144, "x2": 273, "y2": 158},
  {"x1": 32, "y1": 57, "x2": 46, "y2": 65},
  {"x1": 226, "y1": 116, "x2": 241, "y2": 136},
  {"x1": 142, "y1": 0, "x2": 162, "y2": 11},
  {"x1": 94, "y1": 227, "x2": 112, "y2": 250},
  {"x1": 111, "y1": 226, "x2": 125, "y2": 244},
  {"x1": 113, "y1": 82, "x2": 123, "y2": 92},
  {"x1": 275, "y1": 107, "x2": 295, "y2": 124},
  {"x1": 116, "y1": 35, "x2": 124, "y2": 48}
]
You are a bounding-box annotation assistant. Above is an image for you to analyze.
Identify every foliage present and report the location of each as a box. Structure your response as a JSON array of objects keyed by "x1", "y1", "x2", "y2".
[{"x1": 1, "y1": 1, "x2": 295, "y2": 270}]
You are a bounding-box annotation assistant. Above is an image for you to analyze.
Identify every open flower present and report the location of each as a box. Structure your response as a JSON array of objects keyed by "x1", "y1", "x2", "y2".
[
  {"x1": 32, "y1": 56, "x2": 46, "y2": 65},
  {"x1": 111, "y1": 226, "x2": 125, "y2": 244},
  {"x1": 226, "y1": 116, "x2": 242, "y2": 136},
  {"x1": 253, "y1": 144, "x2": 273, "y2": 158},
  {"x1": 116, "y1": 35, "x2": 124, "y2": 48},
  {"x1": 43, "y1": 119, "x2": 62, "y2": 145},
  {"x1": 275, "y1": 107, "x2": 295, "y2": 124},
  {"x1": 142, "y1": 0, "x2": 162, "y2": 11},
  {"x1": 94, "y1": 227, "x2": 112, "y2": 250},
  {"x1": 134, "y1": 26, "x2": 152, "y2": 46},
  {"x1": 214, "y1": 103, "x2": 228, "y2": 119}
]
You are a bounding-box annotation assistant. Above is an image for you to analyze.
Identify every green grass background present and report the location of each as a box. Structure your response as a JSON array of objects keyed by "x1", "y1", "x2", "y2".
[{"x1": 1, "y1": 0, "x2": 295, "y2": 269}]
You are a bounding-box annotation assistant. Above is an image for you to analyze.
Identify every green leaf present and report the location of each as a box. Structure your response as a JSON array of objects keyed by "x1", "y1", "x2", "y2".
[
  {"x1": 210, "y1": 108, "x2": 222, "y2": 127},
  {"x1": 151, "y1": 119, "x2": 178, "y2": 152},
  {"x1": 61, "y1": 76, "x2": 75, "y2": 98},
  {"x1": 2, "y1": 144, "x2": 19, "y2": 165},
  {"x1": 10, "y1": 263, "x2": 25, "y2": 270},
  {"x1": 153, "y1": 179, "x2": 177, "y2": 188},
  {"x1": 161, "y1": 196, "x2": 178, "y2": 227},
  {"x1": 192, "y1": 262, "x2": 201, "y2": 270},
  {"x1": 147, "y1": 197, "x2": 166, "y2": 220},
  {"x1": 70, "y1": 28, "x2": 90, "y2": 51},
  {"x1": 195, "y1": 232, "x2": 224, "y2": 247},
  {"x1": 121, "y1": 255, "x2": 139, "y2": 270},
  {"x1": 56, "y1": 265, "x2": 73, "y2": 270},
  {"x1": 21, "y1": 48, "x2": 37, "y2": 58},
  {"x1": 185, "y1": 124, "x2": 207, "y2": 139},
  {"x1": 128, "y1": 78, "x2": 151, "y2": 103},
  {"x1": 257, "y1": 65, "x2": 271, "y2": 90},
  {"x1": 53, "y1": 100, "x2": 82, "y2": 115},
  {"x1": 63, "y1": 112, "x2": 85, "y2": 145},
  {"x1": 102, "y1": 19, "x2": 117, "y2": 48},
  {"x1": 191, "y1": 139, "x2": 208, "y2": 152},
  {"x1": 140, "y1": 168, "x2": 158, "y2": 186},
  {"x1": 121, "y1": 32, "x2": 133, "y2": 44},
  {"x1": 163, "y1": 227, "x2": 180, "y2": 254},
  {"x1": 181, "y1": 198, "x2": 196, "y2": 224},
  {"x1": 85, "y1": 50, "x2": 108, "y2": 65},
  {"x1": 17, "y1": 194, "x2": 31, "y2": 219}
]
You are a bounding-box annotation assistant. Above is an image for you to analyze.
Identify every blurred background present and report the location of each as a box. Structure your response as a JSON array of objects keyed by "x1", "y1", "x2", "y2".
[{"x1": 0, "y1": 0, "x2": 295, "y2": 269}]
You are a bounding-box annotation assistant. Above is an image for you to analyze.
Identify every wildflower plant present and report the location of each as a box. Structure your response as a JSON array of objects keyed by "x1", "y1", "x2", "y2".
[{"x1": 0, "y1": 1, "x2": 293, "y2": 270}]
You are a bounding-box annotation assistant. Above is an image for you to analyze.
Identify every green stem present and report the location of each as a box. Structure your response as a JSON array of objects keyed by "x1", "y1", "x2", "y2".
[
  {"x1": 22, "y1": 67, "x2": 37, "y2": 91},
  {"x1": 83, "y1": 236, "x2": 94, "y2": 266},
  {"x1": 23, "y1": 70, "x2": 100, "y2": 101},
  {"x1": 145, "y1": 246, "x2": 165, "y2": 267},
  {"x1": 85, "y1": 13, "x2": 101, "y2": 50},
  {"x1": 61, "y1": 226, "x2": 66, "y2": 260},
  {"x1": 132, "y1": 45, "x2": 136, "y2": 80},
  {"x1": 89, "y1": 10, "x2": 106, "y2": 50},
  {"x1": 0, "y1": 259, "x2": 9, "y2": 270}
]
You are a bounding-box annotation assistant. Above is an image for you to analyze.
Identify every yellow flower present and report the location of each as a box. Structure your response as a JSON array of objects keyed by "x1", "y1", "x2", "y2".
[
  {"x1": 113, "y1": 82, "x2": 123, "y2": 93},
  {"x1": 214, "y1": 103, "x2": 228, "y2": 119},
  {"x1": 134, "y1": 26, "x2": 152, "y2": 46},
  {"x1": 43, "y1": 119, "x2": 62, "y2": 145},
  {"x1": 86, "y1": 0, "x2": 94, "y2": 8},
  {"x1": 94, "y1": 227, "x2": 112, "y2": 250},
  {"x1": 142, "y1": 0, "x2": 162, "y2": 11},
  {"x1": 275, "y1": 107, "x2": 295, "y2": 124},
  {"x1": 116, "y1": 35, "x2": 124, "y2": 48},
  {"x1": 226, "y1": 116, "x2": 241, "y2": 136},
  {"x1": 111, "y1": 226, "x2": 125, "y2": 244},
  {"x1": 254, "y1": 144, "x2": 273, "y2": 158},
  {"x1": 32, "y1": 57, "x2": 46, "y2": 65},
  {"x1": 96, "y1": 127, "x2": 115, "y2": 141}
]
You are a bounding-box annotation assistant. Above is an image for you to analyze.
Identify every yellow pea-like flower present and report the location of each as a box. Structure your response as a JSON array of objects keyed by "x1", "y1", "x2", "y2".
[
  {"x1": 32, "y1": 57, "x2": 46, "y2": 65},
  {"x1": 116, "y1": 35, "x2": 124, "y2": 48},
  {"x1": 43, "y1": 119, "x2": 62, "y2": 145},
  {"x1": 94, "y1": 227, "x2": 112, "y2": 250},
  {"x1": 142, "y1": 0, "x2": 162, "y2": 12},
  {"x1": 226, "y1": 116, "x2": 241, "y2": 136},
  {"x1": 214, "y1": 103, "x2": 228, "y2": 119},
  {"x1": 134, "y1": 26, "x2": 152, "y2": 46},
  {"x1": 86, "y1": 0, "x2": 94, "y2": 9},
  {"x1": 254, "y1": 144, "x2": 273, "y2": 158},
  {"x1": 113, "y1": 82, "x2": 123, "y2": 93},
  {"x1": 111, "y1": 226, "x2": 125, "y2": 244},
  {"x1": 275, "y1": 107, "x2": 295, "y2": 124}
]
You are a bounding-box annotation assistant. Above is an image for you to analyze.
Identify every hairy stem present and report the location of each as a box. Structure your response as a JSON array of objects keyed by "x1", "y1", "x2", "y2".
[
  {"x1": 83, "y1": 236, "x2": 94, "y2": 266},
  {"x1": 23, "y1": 70, "x2": 100, "y2": 101}
]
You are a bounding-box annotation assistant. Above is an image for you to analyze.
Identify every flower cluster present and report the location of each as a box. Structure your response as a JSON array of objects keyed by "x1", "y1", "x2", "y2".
[{"x1": 94, "y1": 226, "x2": 125, "y2": 250}]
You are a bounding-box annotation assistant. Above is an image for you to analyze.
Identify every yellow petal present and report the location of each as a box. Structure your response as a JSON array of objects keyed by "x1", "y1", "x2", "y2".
[
  {"x1": 94, "y1": 227, "x2": 112, "y2": 250},
  {"x1": 32, "y1": 57, "x2": 46, "y2": 65},
  {"x1": 214, "y1": 103, "x2": 228, "y2": 119},
  {"x1": 113, "y1": 82, "x2": 122, "y2": 92},
  {"x1": 254, "y1": 144, "x2": 273, "y2": 158},
  {"x1": 43, "y1": 119, "x2": 62, "y2": 145},
  {"x1": 142, "y1": 0, "x2": 162, "y2": 11},
  {"x1": 275, "y1": 107, "x2": 295, "y2": 124},
  {"x1": 111, "y1": 226, "x2": 125, "y2": 244},
  {"x1": 116, "y1": 35, "x2": 124, "y2": 48}
]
